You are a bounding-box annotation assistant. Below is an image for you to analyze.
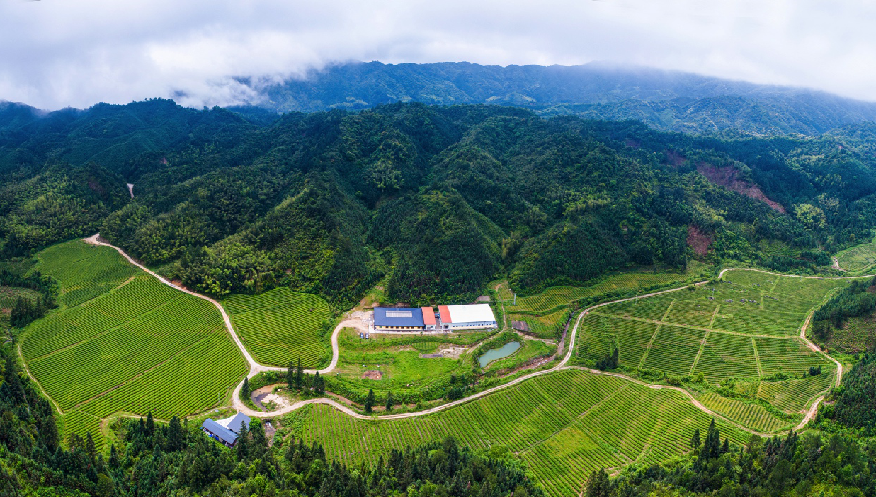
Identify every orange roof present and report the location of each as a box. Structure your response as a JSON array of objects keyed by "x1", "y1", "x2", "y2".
[
  {"x1": 438, "y1": 305, "x2": 452, "y2": 323},
  {"x1": 421, "y1": 307, "x2": 436, "y2": 325}
]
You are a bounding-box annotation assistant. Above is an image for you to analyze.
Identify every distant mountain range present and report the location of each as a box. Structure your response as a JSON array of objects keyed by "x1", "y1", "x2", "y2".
[{"x1": 235, "y1": 61, "x2": 876, "y2": 136}]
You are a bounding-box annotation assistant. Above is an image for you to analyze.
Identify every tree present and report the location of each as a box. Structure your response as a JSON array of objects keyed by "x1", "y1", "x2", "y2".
[
  {"x1": 365, "y1": 389, "x2": 375, "y2": 414},
  {"x1": 145, "y1": 412, "x2": 155, "y2": 437},
  {"x1": 236, "y1": 420, "x2": 249, "y2": 461},
  {"x1": 242, "y1": 377, "x2": 250, "y2": 400},
  {"x1": 167, "y1": 416, "x2": 183, "y2": 451},
  {"x1": 287, "y1": 360, "x2": 295, "y2": 389},
  {"x1": 586, "y1": 468, "x2": 610, "y2": 497},
  {"x1": 385, "y1": 391, "x2": 394, "y2": 412},
  {"x1": 296, "y1": 358, "x2": 304, "y2": 390},
  {"x1": 313, "y1": 371, "x2": 324, "y2": 394},
  {"x1": 690, "y1": 428, "x2": 701, "y2": 449}
]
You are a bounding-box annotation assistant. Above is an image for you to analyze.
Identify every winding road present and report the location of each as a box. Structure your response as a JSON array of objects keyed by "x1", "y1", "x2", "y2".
[{"x1": 79, "y1": 235, "x2": 862, "y2": 436}]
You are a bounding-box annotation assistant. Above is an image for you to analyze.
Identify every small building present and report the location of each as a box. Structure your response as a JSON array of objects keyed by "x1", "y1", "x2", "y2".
[
  {"x1": 422, "y1": 306, "x2": 437, "y2": 330},
  {"x1": 202, "y1": 412, "x2": 251, "y2": 447},
  {"x1": 438, "y1": 304, "x2": 497, "y2": 330},
  {"x1": 373, "y1": 307, "x2": 426, "y2": 331}
]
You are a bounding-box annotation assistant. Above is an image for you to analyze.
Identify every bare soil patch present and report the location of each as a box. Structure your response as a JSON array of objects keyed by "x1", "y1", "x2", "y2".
[
  {"x1": 687, "y1": 225, "x2": 713, "y2": 256},
  {"x1": 698, "y1": 163, "x2": 786, "y2": 213},
  {"x1": 665, "y1": 149, "x2": 686, "y2": 167},
  {"x1": 362, "y1": 370, "x2": 383, "y2": 380}
]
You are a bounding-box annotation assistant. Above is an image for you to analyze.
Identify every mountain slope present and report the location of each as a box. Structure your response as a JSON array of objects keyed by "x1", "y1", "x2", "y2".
[{"x1": 244, "y1": 61, "x2": 876, "y2": 136}]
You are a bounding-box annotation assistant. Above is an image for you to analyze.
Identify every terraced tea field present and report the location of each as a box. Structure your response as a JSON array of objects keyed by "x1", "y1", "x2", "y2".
[
  {"x1": 290, "y1": 369, "x2": 748, "y2": 497},
  {"x1": 505, "y1": 265, "x2": 709, "y2": 339},
  {"x1": 835, "y1": 232, "x2": 876, "y2": 273},
  {"x1": 575, "y1": 269, "x2": 847, "y2": 431},
  {"x1": 20, "y1": 240, "x2": 247, "y2": 446},
  {"x1": 223, "y1": 288, "x2": 333, "y2": 367}
]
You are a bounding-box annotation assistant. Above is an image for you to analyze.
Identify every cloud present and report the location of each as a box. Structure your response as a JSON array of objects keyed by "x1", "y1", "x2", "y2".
[{"x1": 1, "y1": 0, "x2": 875, "y2": 110}]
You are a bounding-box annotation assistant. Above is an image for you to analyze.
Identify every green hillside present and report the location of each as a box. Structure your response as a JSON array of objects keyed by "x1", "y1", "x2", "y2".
[
  {"x1": 4, "y1": 101, "x2": 876, "y2": 307},
  {"x1": 18, "y1": 240, "x2": 247, "y2": 446}
]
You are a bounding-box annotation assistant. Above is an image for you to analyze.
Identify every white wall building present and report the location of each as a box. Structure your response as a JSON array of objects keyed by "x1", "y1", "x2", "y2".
[{"x1": 438, "y1": 304, "x2": 497, "y2": 330}]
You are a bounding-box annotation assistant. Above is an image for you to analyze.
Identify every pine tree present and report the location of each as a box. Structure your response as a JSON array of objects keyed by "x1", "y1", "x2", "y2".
[
  {"x1": 314, "y1": 371, "x2": 324, "y2": 394},
  {"x1": 242, "y1": 377, "x2": 250, "y2": 400},
  {"x1": 236, "y1": 420, "x2": 249, "y2": 460},
  {"x1": 690, "y1": 428, "x2": 701, "y2": 449},
  {"x1": 296, "y1": 358, "x2": 303, "y2": 390},
  {"x1": 146, "y1": 412, "x2": 155, "y2": 437},
  {"x1": 385, "y1": 391, "x2": 394, "y2": 412},
  {"x1": 168, "y1": 415, "x2": 183, "y2": 451},
  {"x1": 365, "y1": 389, "x2": 375, "y2": 414},
  {"x1": 287, "y1": 360, "x2": 295, "y2": 389}
]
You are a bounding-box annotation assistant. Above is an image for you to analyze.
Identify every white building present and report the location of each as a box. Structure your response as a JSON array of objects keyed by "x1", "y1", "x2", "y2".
[{"x1": 437, "y1": 304, "x2": 497, "y2": 330}]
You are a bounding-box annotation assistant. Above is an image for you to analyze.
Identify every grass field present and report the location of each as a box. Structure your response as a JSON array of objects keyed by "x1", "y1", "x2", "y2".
[
  {"x1": 574, "y1": 269, "x2": 847, "y2": 430},
  {"x1": 330, "y1": 328, "x2": 490, "y2": 404},
  {"x1": 20, "y1": 240, "x2": 248, "y2": 447},
  {"x1": 288, "y1": 369, "x2": 749, "y2": 497},
  {"x1": 223, "y1": 288, "x2": 334, "y2": 368},
  {"x1": 835, "y1": 231, "x2": 876, "y2": 273}
]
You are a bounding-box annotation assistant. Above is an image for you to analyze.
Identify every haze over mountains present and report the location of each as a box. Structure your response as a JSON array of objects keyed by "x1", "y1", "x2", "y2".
[
  {"x1": 5, "y1": 62, "x2": 876, "y2": 139},
  {"x1": 236, "y1": 61, "x2": 876, "y2": 136}
]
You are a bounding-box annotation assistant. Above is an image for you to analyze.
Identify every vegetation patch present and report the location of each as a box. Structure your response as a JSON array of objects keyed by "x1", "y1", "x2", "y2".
[
  {"x1": 18, "y1": 240, "x2": 247, "y2": 447},
  {"x1": 294, "y1": 369, "x2": 748, "y2": 497},
  {"x1": 223, "y1": 287, "x2": 334, "y2": 368},
  {"x1": 574, "y1": 269, "x2": 844, "y2": 430}
]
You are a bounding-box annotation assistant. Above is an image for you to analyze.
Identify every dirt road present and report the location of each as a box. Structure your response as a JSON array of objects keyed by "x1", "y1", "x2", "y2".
[{"x1": 73, "y1": 235, "x2": 854, "y2": 435}]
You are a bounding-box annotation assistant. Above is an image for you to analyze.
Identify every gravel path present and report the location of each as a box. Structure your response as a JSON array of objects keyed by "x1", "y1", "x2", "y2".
[{"x1": 78, "y1": 235, "x2": 859, "y2": 435}]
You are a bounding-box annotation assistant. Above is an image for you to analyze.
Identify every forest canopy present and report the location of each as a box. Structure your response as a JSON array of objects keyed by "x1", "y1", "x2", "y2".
[{"x1": 3, "y1": 100, "x2": 876, "y2": 305}]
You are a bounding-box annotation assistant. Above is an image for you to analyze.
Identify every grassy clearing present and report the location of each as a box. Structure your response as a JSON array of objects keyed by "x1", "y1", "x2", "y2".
[
  {"x1": 574, "y1": 269, "x2": 846, "y2": 430},
  {"x1": 20, "y1": 240, "x2": 247, "y2": 447},
  {"x1": 290, "y1": 369, "x2": 749, "y2": 497},
  {"x1": 223, "y1": 288, "x2": 334, "y2": 368},
  {"x1": 330, "y1": 328, "x2": 490, "y2": 404},
  {"x1": 0, "y1": 286, "x2": 42, "y2": 309}
]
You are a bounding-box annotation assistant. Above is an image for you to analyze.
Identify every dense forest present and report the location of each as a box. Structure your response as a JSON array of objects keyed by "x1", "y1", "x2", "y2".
[
  {"x1": 4, "y1": 100, "x2": 876, "y2": 305},
  {"x1": 811, "y1": 277, "x2": 876, "y2": 344}
]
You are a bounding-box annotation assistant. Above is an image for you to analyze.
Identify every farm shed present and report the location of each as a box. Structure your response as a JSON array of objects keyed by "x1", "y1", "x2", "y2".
[
  {"x1": 422, "y1": 307, "x2": 437, "y2": 330},
  {"x1": 438, "y1": 304, "x2": 497, "y2": 330},
  {"x1": 202, "y1": 412, "x2": 251, "y2": 447},
  {"x1": 373, "y1": 307, "x2": 426, "y2": 331}
]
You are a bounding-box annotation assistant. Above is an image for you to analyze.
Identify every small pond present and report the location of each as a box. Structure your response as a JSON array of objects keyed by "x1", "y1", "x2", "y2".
[{"x1": 478, "y1": 341, "x2": 521, "y2": 368}]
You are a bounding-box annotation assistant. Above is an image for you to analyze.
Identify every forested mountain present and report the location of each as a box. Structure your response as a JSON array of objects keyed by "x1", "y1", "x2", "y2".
[
  {"x1": 3, "y1": 99, "x2": 876, "y2": 306},
  {"x1": 240, "y1": 62, "x2": 876, "y2": 136}
]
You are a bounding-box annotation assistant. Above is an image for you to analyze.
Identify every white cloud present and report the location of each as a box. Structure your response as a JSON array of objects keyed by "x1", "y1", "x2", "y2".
[{"x1": 1, "y1": 0, "x2": 875, "y2": 109}]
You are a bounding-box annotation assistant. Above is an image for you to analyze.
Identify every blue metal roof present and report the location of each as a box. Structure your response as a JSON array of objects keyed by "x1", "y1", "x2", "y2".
[
  {"x1": 202, "y1": 419, "x2": 238, "y2": 445},
  {"x1": 373, "y1": 307, "x2": 424, "y2": 327},
  {"x1": 221, "y1": 412, "x2": 250, "y2": 434}
]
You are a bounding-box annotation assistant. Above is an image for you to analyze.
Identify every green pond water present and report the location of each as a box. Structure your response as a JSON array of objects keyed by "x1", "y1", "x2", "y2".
[{"x1": 478, "y1": 341, "x2": 521, "y2": 368}]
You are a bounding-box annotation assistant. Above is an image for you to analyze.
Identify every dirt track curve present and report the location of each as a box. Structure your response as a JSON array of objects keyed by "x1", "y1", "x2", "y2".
[{"x1": 74, "y1": 236, "x2": 862, "y2": 436}]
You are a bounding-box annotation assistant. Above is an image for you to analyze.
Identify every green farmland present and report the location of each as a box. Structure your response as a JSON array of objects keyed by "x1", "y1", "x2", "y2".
[
  {"x1": 505, "y1": 264, "x2": 711, "y2": 339},
  {"x1": 835, "y1": 231, "x2": 876, "y2": 274},
  {"x1": 575, "y1": 269, "x2": 847, "y2": 432},
  {"x1": 223, "y1": 288, "x2": 334, "y2": 368},
  {"x1": 290, "y1": 369, "x2": 749, "y2": 497},
  {"x1": 19, "y1": 241, "x2": 248, "y2": 446}
]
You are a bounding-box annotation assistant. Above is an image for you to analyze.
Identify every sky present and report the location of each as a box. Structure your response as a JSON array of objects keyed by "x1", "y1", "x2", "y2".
[{"x1": 1, "y1": 0, "x2": 874, "y2": 110}]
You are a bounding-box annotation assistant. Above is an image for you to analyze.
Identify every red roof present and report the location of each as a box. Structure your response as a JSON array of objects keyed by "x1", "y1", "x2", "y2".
[
  {"x1": 421, "y1": 307, "x2": 436, "y2": 325},
  {"x1": 438, "y1": 305, "x2": 452, "y2": 323}
]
